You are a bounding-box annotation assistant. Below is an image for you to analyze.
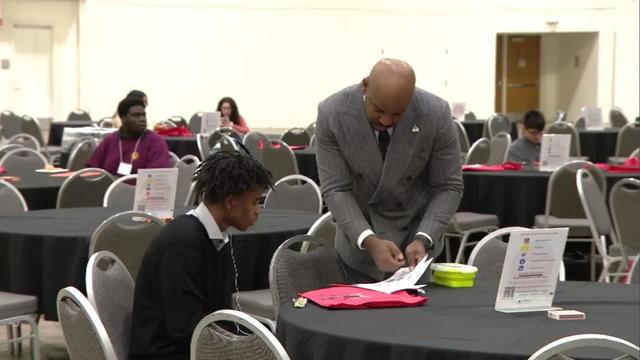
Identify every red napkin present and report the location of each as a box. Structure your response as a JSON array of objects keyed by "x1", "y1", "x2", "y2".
[
  {"x1": 623, "y1": 156, "x2": 639, "y2": 167},
  {"x1": 462, "y1": 162, "x2": 523, "y2": 172},
  {"x1": 289, "y1": 145, "x2": 308, "y2": 151},
  {"x1": 49, "y1": 171, "x2": 104, "y2": 178},
  {"x1": 0, "y1": 166, "x2": 5, "y2": 174},
  {"x1": 155, "y1": 127, "x2": 193, "y2": 137},
  {"x1": 595, "y1": 163, "x2": 640, "y2": 173},
  {"x1": 300, "y1": 285, "x2": 427, "y2": 309}
]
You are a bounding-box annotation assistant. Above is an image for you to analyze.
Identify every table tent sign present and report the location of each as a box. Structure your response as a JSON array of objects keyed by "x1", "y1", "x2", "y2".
[
  {"x1": 133, "y1": 168, "x2": 179, "y2": 220},
  {"x1": 539, "y1": 134, "x2": 571, "y2": 171},
  {"x1": 201, "y1": 111, "x2": 221, "y2": 134},
  {"x1": 582, "y1": 107, "x2": 603, "y2": 130},
  {"x1": 495, "y1": 227, "x2": 568, "y2": 313},
  {"x1": 450, "y1": 102, "x2": 466, "y2": 121}
]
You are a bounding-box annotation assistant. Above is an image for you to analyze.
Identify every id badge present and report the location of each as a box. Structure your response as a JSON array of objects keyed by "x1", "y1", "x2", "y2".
[{"x1": 117, "y1": 162, "x2": 132, "y2": 176}]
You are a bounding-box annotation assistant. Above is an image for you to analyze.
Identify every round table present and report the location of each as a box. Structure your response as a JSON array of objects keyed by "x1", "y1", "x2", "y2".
[
  {"x1": 277, "y1": 281, "x2": 640, "y2": 360},
  {"x1": 578, "y1": 129, "x2": 618, "y2": 163},
  {"x1": 0, "y1": 207, "x2": 320, "y2": 320},
  {"x1": 4, "y1": 170, "x2": 66, "y2": 210}
]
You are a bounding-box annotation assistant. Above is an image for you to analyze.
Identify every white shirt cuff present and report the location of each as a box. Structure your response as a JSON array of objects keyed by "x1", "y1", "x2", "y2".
[
  {"x1": 416, "y1": 232, "x2": 434, "y2": 249},
  {"x1": 357, "y1": 229, "x2": 375, "y2": 250}
]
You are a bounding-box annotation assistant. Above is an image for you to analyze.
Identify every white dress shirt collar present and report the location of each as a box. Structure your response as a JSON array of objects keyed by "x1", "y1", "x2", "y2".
[{"x1": 187, "y1": 202, "x2": 229, "y2": 251}]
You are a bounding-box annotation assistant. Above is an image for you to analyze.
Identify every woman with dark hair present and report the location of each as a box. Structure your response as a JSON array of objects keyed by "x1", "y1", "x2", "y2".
[{"x1": 217, "y1": 97, "x2": 250, "y2": 135}]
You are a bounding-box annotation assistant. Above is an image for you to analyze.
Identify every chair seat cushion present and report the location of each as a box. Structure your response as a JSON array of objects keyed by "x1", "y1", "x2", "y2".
[
  {"x1": 448, "y1": 212, "x2": 499, "y2": 232},
  {"x1": 0, "y1": 292, "x2": 38, "y2": 319},
  {"x1": 232, "y1": 289, "x2": 274, "y2": 320},
  {"x1": 533, "y1": 215, "x2": 592, "y2": 237}
]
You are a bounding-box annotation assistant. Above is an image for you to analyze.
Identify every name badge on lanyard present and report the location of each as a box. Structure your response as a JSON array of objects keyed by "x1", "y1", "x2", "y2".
[{"x1": 117, "y1": 162, "x2": 133, "y2": 176}]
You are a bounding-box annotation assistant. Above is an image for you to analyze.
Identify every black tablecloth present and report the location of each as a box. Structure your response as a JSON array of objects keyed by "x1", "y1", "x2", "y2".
[
  {"x1": 579, "y1": 129, "x2": 618, "y2": 163},
  {"x1": 48, "y1": 121, "x2": 94, "y2": 146},
  {"x1": 164, "y1": 135, "x2": 200, "y2": 158},
  {"x1": 277, "y1": 281, "x2": 639, "y2": 360},
  {"x1": 5, "y1": 170, "x2": 66, "y2": 210},
  {"x1": 294, "y1": 148, "x2": 319, "y2": 185},
  {"x1": 0, "y1": 207, "x2": 320, "y2": 320},
  {"x1": 461, "y1": 119, "x2": 519, "y2": 144},
  {"x1": 459, "y1": 170, "x2": 636, "y2": 228}
]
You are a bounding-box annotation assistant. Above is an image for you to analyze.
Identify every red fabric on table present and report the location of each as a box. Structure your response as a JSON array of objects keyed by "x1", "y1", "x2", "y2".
[
  {"x1": 0, "y1": 166, "x2": 4, "y2": 174},
  {"x1": 595, "y1": 163, "x2": 640, "y2": 173},
  {"x1": 300, "y1": 285, "x2": 427, "y2": 309},
  {"x1": 289, "y1": 145, "x2": 308, "y2": 151},
  {"x1": 154, "y1": 127, "x2": 193, "y2": 137},
  {"x1": 49, "y1": 170, "x2": 104, "y2": 178},
  {"x1": 462, "y1": 162, "x2": 524, "y2": 172}
]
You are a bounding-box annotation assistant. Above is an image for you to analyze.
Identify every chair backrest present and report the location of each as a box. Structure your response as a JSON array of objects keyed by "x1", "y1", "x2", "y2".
[
  {"x1": 574, "y1": 116, "x2": 586, "y2": 130},
  {"x1": 615, "y1": 121, "x2": 640, "y2": 157},
  {"x1": 184, "y1": 181, "x2": 198, "y2": 207},
  {"x1": 280, "y1": 127, "x2": 310, "y2": 147},
  {"x1": 175, "y1": 155, "x2": 200, "y2": 208},
  {"x1": 486, "y1": 113, "x2": 511, "y2": 138},
  {"x1": 243, "y1": 131, "x2": 269, "y2": 163},
  {"x1": 168, "y1": 151, "x2": 180, "y2": 167},
  {"x1": 167, "y1": 115, "x2": 187, "y2": 128},
  {"x1": 196, "y1": 133, "x2": 210, "y2": 160},
  {"x1": 188, "y1": 112, "x2": 203, "y2": 134},
  {"x1": 0, "y1": 144, "x2": 24, "y2": 159},
  {"x1": 454, "y1": 119, "x2": 471, "y2": 154},
  {"x1": 89, "y1": 210, "x2": 165, "y2": 281},
  {"x1": 555, "y1": 111, "x2": 567, "y2": 122},
  {"x1": 208, "y1": 128, "x2": 242, "y2": 149},
  {"x1": 0, "y1": 147, "x2": 48, "y2": 172},
  {"x1": 306, "y1": 122, "x2": 316, "y2": 139},
  {"x1": 20, "y1": 115, "x2": 46, "y2": 146},
  {"x1": 57, "y1": 286, "x2": 118, "y2": 360},
  {"x1": 263, "y1": 140, "x2": 299, "y2": 183},
  {"x1": 626, "y1": 255, "x2": 640, "y2": 285},
  {"x1": 464, "y1": 111, "x2": 476, "y2": 121},
  {"x1": 543, "y1": 161, "x2": 605, "y2": 222},
  {"x1": 488, "y1": 131, "x2": 511, "y2": 165},
  {"x1": 86, "y1": 251, "x2": 135, "y2": 360},
  {"x1": 269, "y1": 234, "x2": 347, "y2": 320},
  {"x1": 97, "y1": 117, "x2": 113, "y2": 128},
  {"x1": 608, "y1": 178, "x2": 640, "y2": 255},
  {"x1": 0, "y1": 110, "x2": 23, "y2": 139},
  {"x1": 57, "y1": 168, "x2": 115, "y2": 209},
  {"x1": 0, "y1": 179, "x2": 28, "y2": 214},
  {"x1": 576, "y1": 169, "x2": 617, "y2": 259},
  {"x1": 546, "y1": 121, "x2": 581, "y2": 157},
  {"x1": 609, "y1": 107, "x2": 629, "y2": 128},
  {"x1": 103, "y1": 175, "x2": 137, "y2": 208},
  {"x1": 464, "y1": 138, "x2": 491, "y2": 165},
  {"x1": 528, "y1": 333, "x2": 640, "y2": 360},
  {"x1": 301, "y1": 211, "x2": 336, "y2": 253},
  {"x1": 8, "y1": 133, "x2": 41, "y2": 152},
  {"x1": 67, "y1": 109, "x2": 92, "y2": 121},
  {"x1": 467, "y1": 227, "x2": 529, "y2": 282},
  {"x1": 264, "y1": 174, "x2": 322, "y2": 213},
  {"x1": 67, "y1": 137, "x2": 99, "y2": 170},
  {"x1": 190, "y1": 309, "x2": 290, "y2": 360}
]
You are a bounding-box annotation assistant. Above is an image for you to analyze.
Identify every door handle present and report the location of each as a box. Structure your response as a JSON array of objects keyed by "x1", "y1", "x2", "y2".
[{"x1": 507, "y1": 83, "x2": 536, "y2": 88}]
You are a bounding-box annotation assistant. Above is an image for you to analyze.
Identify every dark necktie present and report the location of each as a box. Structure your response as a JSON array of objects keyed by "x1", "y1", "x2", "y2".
[{"x1": 378, "y1": 130, "x2": 390, "y2": 161}]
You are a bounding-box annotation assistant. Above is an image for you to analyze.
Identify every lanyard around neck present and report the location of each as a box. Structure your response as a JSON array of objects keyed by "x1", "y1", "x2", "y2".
[{"x1": 118, "y1": 130, "x2": 145, "y2": 164}]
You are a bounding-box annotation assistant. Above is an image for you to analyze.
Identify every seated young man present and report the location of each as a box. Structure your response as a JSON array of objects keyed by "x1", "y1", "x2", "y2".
[
  {"x1": 129, "y1": 151, "x2": 273, "y2": 360},
  {"x1": 506, "y1": 109, "x2": 546, "y2": 164}
]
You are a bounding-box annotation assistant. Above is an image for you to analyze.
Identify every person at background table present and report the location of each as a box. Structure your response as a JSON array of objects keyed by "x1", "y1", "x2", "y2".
[
  {"x1": 129, "y1": 151, "x2": 273, "y2": 360},
  {"x1": 112, "y1": 89, "x2": 148, "y2": 128},
  {"x1": 315, "y1": 58, "x2": 463, "y2": 283},
  {"x1": 217, "y1": 96, "x2": 250, "y2": 135},
  {"x1": 506, "y1": 109, "x2": 545, "y2": 165},
  {"x1": 87, "y1": 96, "x2": 170, "y2": 175}
]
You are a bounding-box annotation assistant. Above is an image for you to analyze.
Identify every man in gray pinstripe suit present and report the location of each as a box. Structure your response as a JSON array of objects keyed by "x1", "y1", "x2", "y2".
[{"x1": 316, "y1": 58, "x2": 463, "y2": 282}]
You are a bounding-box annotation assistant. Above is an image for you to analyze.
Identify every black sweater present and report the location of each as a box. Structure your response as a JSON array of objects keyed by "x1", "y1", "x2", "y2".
[{"x1": 129, "y1": 214, "x2": 233, "y2": 360}]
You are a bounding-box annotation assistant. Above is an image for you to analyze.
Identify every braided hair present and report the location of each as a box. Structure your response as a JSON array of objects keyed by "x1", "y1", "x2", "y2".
[{"x1": 192, "y1": 151, "x2": 273, "y2": 204}]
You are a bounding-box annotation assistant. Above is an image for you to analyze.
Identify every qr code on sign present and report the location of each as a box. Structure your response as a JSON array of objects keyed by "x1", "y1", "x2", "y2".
[{"x1": 503, "y1": 286, "x2": 516, "y2": 299}]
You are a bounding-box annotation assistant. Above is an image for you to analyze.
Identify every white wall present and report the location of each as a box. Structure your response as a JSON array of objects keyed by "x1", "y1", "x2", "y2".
[{"x1": 0, "y1": 0, "x2": 78, "y2": 121}]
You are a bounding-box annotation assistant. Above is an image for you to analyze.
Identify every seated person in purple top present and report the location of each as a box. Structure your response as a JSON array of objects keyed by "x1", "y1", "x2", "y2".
[{"x1": 87, "y1": 96, "x2": 170, "y2": 175}]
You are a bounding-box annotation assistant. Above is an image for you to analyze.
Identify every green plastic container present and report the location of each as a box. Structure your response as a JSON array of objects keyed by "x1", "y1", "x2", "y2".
[{"x1": 431, "y1": 263, "x2": 478, "y2": 288}]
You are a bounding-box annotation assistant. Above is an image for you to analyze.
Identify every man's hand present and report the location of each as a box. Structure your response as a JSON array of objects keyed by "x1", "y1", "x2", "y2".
[
  {"x1": 405, "y1": 239, "x2": 427, "y2": 270},
  {"x1": 362, "y1": 235, "x2": 405, "y2": 273}
]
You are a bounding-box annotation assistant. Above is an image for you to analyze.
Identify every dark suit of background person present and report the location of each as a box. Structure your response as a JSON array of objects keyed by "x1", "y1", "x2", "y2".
[{"x1": 315, "y1": 62, "x2": 463, "y2": 282}]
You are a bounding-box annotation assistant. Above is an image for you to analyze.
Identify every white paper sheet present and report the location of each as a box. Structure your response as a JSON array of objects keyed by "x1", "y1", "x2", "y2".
[
  {"x1": 353, "y1": 256, "x2": 433, "y2": 294},
  {"x1": 201, "y1": 112, "x2": 221, "y2": 134}
]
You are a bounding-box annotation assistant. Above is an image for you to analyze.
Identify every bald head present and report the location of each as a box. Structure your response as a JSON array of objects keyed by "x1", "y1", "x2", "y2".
[{"x1": 363, "y1": 58, "x2": 416, "y2": 130}]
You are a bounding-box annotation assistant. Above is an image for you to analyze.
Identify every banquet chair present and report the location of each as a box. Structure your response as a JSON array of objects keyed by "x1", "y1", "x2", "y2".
[
  {"x1": 300, "y1": 211, "x2": 336, "y2": 253},
  {"x1": 467, "y1": 227, "x2": 529, "y2": 282},
  {"x1": 574, "y1": 116, "x2": 586, "y2": 130},
  {"x1": 454, "y1": 119, "x2": 471, "y2": 155},
  {"x1": 0, "y1": 110, "x2": 23, "y2": 140},
  {"x1": 0, "y1": 148, "x2": 48, "y2": 172},
  {"x1": 188, "y1": 112, "x2": 203, "y2": 134},
  {"x1": 464, "y1": 138, "x2": 491, "y2": 165},
  {"x1": 626, "y1": 255, "x2": 640, "y2": 285},
  {"x1": 263, "y1": 139, "x2": 299, "y2": 183},
  {"x1": 464, "y1": 111, "x2": 477, "y2": 121},
  {"x1": 609, "y1": 178, "x2": 640, "y2": 257},
  {"x1": 264, "y1": 174, "x2": 322, "y2": 213},
  {"x1": 614, "y1": 122, "x2": 640, "y2": 157},
  {"x1": 0, "y1": 291, "x2": 40, "y2": 359},
  {"x1": 280, "y1": 127, "x2": 310, "y2": 147},
  {"x1": 306, "y1": 121, "x2": 316, "y2": 139},
  {"x1": 208, "y1": 128, "x2": 242, "y2": 149},
  {"x1": 270, "y1": 235, "x2": 347, "y2": 321},
  {"x1": 527, "y1": 333, "x2": 639, "y2": 360},
  {"x1": 309, "y1": 134, "x2": 316, "y2": 148},
  {"x1": 89, "y1": 210, "x2": 164, "y2": 281},
  {"x1": 487, "y1": 132, "x2": 511, "y2": 165},
  {"x1": 167, "y1": 115, "x2": 188, "y2": 128},
  {"x1": 103, "y1": 174, "x2": 137, "y2": 208},
  {"x1": 484, "y1": 113, "x2": 511, "y2": 139},
  {"x1": 0, "y1": 179, "x2": 28, "y2": 215},
  {"x1": 57, "y1": 286, "x2": 118, "y2": 360},
  {"x1": 190, "y1": 309, "x2": 290, "y2": 360},
  {"x1": 155, "y1": 119, "x2": 176, "y2": 128},
  {"x1": 196, "y1": 133, "x2": 210, "y2": 160},
  {"x1": 20, "y1": 115, "x2": 46, "y2": 148},
  {"x1": 175, "y1": 155, "x2": 200, "y2": 208},
  {"x1": 185, "y1": 181, "x2": 198, "y2": 207},
  {"x1": 57, "y1": 168, "x2": 115, "y2": 209},
  {"x1": 97, "y1": 117, "x2": 113, "y2": 128},
  {"x1": 86, "y1": 251, "x2": 135, "y2": 360},
  {"x1": 609, "y1": 107, "x2": 629, "y2": 128},
  {"x1": 67, "y1": 137, "x2": 98, "y2": 170},
  {"x1": 577, "y1": 169, "x2": 632, "y2": 282},
  {"x1": 168, "y1": 151, "x2": 180, "y2": 167},
  {"x1": 555, "y1": 111, "x2": 567, "y2": 122},
  {"x1": 444, "y1": 212, "x2": 500, "y2": 263},
  {"x1": 243, "y1": 131, "x2": 269, "y2": 163},
  {"x1": 7, "y1": 133, "x2": 41, "y2": 152},
  {"x1": 546, "y1": 121, "x2": 581, "y2": 157},
  {"x1": 0, "y1": 144, "x2": 23, "y2": 159},
  {"x1": 67, "y1": 109, "x2": 92, "y2": 121}
]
